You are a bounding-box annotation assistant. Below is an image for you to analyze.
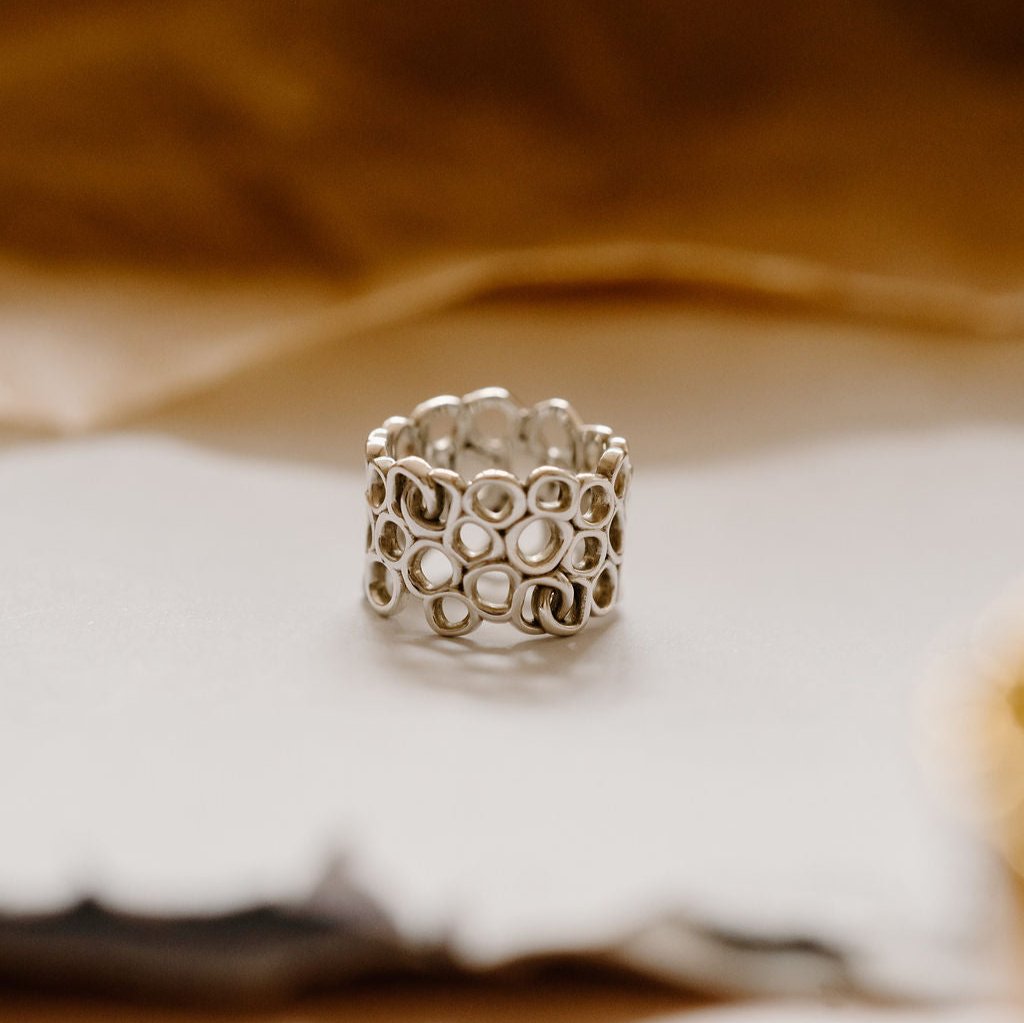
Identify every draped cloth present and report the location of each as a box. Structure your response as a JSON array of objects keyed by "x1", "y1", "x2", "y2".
[{"x1": 1, "y1": 1, "x2": 1024, "y2": 429}]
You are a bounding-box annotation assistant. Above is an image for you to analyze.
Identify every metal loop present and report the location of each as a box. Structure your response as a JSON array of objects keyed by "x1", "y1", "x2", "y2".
[
  {"x1": 505, "y1": 515, "x2": 574, "y2": 576},
  {"x1": 383, "y1": 416, "x2": 419, "y2": 460},
  {"x1": 607, "y1": 508, "x2": 625, "y2": 564},
  {"x1": 462, "y1": 470, "x2": 527, "y2": 530},
  {"x1": 535, "y1": 576, "x2": 592, "y2": 636},
  {"x1": 521, "y1": 398, "x2": 582, "y2": 470},
  {"x1": 525, "y1": 466, "x2": 580, "y2": 521},
  {"x1": 386, "y1": 457, "x2": 437, "y2": 519},
  {"x1": 458, "y1": 387, "x2": 521, "y2": 471},
  {"x1": 590, "y1": 561, "x2": 619, "y2": 617},
  {"x1": 443, "y1": 513, "x2": 505, "y2": 566},
  {"x1": 365, "y1": 461, "x2": 388, "y2": 515},
  {"x1": 365, "y1": 427, "x2": 391, "y2": 462},
  {"x1": 412, "y1": 394, "x2": 463, "y2": 470},
  {"x1": 573, "y1": 474, "x2": 616, "y2": 531},
  {"x1": 373, "y1": 512, "x2": 413, "y2": 568},
  {"x1": 402, "y1": 468, "x2": 463, "y2": 539},
  {"x1": 364, "y1": 554, "x2": 406, "y2": 617},
  {"x1": 560, "y1": 528, "x2": 608, "y2": 578},
  {"x1": 510, "y1": 573, "x2": 574, "y2": 635},
  {"x1": 596, "y1": 445, "x2": 632, "y2": 504},
  {"x1": 463, "y1": 562, "x2": 522, "y2": 621},
  {"x1": 578, "y1": 424, "x2": 613, "y2": 472},
  {"x1": 423, "y1": 592, "x2": 482, "y2": 637},
  {"x1": 402, "y1": 539, "x2": 463, "y2": 598}
]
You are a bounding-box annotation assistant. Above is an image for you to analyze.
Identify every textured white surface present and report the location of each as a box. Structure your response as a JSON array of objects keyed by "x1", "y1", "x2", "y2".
[{"x1": 2, "y1": 415, "x2": 1020, "y2": 998}]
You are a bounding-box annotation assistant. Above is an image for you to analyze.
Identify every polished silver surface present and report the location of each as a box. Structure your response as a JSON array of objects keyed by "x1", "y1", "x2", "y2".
[{"x1": 363, "y1": 388, "x2": 630, "y2": 637}]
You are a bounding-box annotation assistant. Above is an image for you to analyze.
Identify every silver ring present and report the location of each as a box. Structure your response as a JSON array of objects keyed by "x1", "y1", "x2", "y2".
[{"x1": 363, "y1": 388, "x2": 630, "y2": 638}]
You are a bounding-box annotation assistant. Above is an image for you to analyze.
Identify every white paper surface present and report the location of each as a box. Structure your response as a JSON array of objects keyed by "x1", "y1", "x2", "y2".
[{"x1": 2, "y1": 414, "x2": 1019, "y2": 999}]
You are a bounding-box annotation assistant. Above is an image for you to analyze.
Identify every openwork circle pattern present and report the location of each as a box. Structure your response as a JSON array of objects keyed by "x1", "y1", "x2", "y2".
[{"x1": 363, "y1": 389, "x2": 630, "y2": 637}]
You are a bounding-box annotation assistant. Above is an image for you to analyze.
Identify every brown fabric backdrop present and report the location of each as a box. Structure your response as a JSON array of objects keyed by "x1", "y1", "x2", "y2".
[
  {"x1": 4, "y1": 0, "x2": 1024, "y2": 282},
  {"x1": 2, "y1": 1, "x2": 1024, "y2": 429}
]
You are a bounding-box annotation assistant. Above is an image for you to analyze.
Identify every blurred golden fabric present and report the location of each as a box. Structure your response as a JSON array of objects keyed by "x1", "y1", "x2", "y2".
[
  {"x1": 2, "y1": 0, "x2": 1024, "y2": 284},
  {"x1": 2, "y1": 1, "x2": 1024, "y2": 431}
]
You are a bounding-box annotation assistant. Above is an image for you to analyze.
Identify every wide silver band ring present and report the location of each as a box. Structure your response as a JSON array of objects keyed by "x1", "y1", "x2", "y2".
[{"x1": 362, "y1": 388, "x2": 630, "y2": 637}]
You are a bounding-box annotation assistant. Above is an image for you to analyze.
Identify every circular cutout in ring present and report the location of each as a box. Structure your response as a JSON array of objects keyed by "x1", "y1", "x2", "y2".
[
  {"x1": 463, "y1": 563, "x2": 522, "y2": 621},
  {"x1": 384, "y1": 416, "x2": 419, "y2": 459},
  {"x1": 386, "y1": 457, "x2": 435, "y2": 518},
  {"x1": 573, "y1": 475, "x2": 616, "y2": 530},
  {"x1": 579, "y1": 424, "x2": 613, "y2": 472},
  {"x1": 596, "y1": 445, "x2": 631, "y2": 501},
  {"x1": 505, "y1": 515, "x2": 573, "y2": 575},
  {"x1": 365, "y1": 462, "x2": 387, "y2": 512},
  {"x1": 364, "y1": 555, "x2": 405, "y2": 616},
  {"x1": 365, "y1": 427, "x2": 391, "y2": 462},
  {"x1": 591, "y1": 561, "x2": 619, "y2": 616},
  {"x1": 613, "y1": 457, "x2": 632, "y2": 501},
  {"x1": 402, "y1": 539, "x2": 462, "y2": 597},
  {"x1": 412, "y1": 394, "x2": 462, "y2": 467},
  {"x1": 608, "y1": 508, "x2": 625, "y2": 562},
  {"x1": 373, "y1": 512, "x2": 412, "y2": 566},
  {"x1": 423, "y1": 592, "x2": 481, "y2": 637},
  {"x1": 444, "y1": 514, "x2": 504, "y2": 566},
  {"x1": 561, "y1": 528, "x2": 608, "y2": 577},
  {"x1": 526, "y1": 466, "x2": 580, "y2": 521},
  {"x1": 522, "y1": 399, "x2": 581, "y2": 469},
  {"x1": 459, "y1": 387, "x2": 521, "y2": 454},
  {"x1": 402, "y1": 469, "x2": 462, "y2": 538},
  {"x1": 462, "y1": 471, "x2": 527, "y2": 530}
]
